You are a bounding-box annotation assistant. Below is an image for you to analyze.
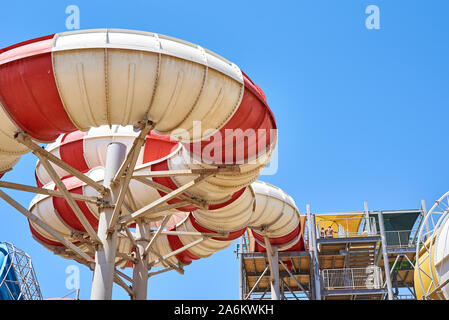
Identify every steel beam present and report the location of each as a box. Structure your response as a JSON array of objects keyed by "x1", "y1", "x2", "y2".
[
  {"x1": 15, "y1": 132, "x2": 106, "y2": 194},
  {"x1": 148, "y1": 236, "x2": 209, "y2": 268},
  {"x1": 146, "y1": 247, "x2": 185, "y2": 275},
  {"x1": 91, "y1": 142, "x2": 127, "y2": 300},
  {"x1": 133, "y1": 177, "x2": 207, "y2": 209},
  {"x1": 263, "y1": 236, "x2": 280, "y2": 300},
  {"x1": 377, "y1": 211, "x2": 394, "y2": 300},
  {"x1": 132, "y1": 166, "x2": 239, "y2": 179},
  {"x1": 279, "y1": 260, "x2": 310, "y2": 298},
  {"x1": 133, "y1": 219, "x2": 150, "y2": 300},
  {"x1": 144, "y1": 214, "x2": 173, "y2": 257},
  {"x1": 113, "y1": 273, "x2": 134, "y2": 299},
  {"x1": 119, "y1": 201, "x2": 189, "y2": 226},
  {"x1": 112, "y1": 120, "x2": 153, "y2": 184},
  {"x1": 160, "y1": 230, "x2": 229, "y2": 237},
  {"x1": 364, "y1": 201, "x2": 371, "y2": 234},
  {"x1": 108, "y1": 125, "x2": 152, "y2": 231},
  {"x1": 0, "y1": 189, "x2": 93, "y2": 264},
  {"x1": 244, "y1": 265, "x2": 269, "y2": 300},
  {"x1": 37, "y1": 154, "x2": 101, "y2": 244},
  {"x1": 122, "y1": 174, "x2": 211, "y2": 224},
  {"x1": 148, "y1": 266, "x2": 174, "y2": 277},
  {"x1": 0, "y1": 180, "x2": 99, "y2": 204},
  {"x1": 307, "y1": 204, "x2": 321, "y2": 300}
]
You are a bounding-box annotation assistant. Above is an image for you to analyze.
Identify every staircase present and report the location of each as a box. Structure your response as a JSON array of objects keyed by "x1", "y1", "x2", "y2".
[{"x1": 347, "y1": 243, "x2": 377, "y2": 267}]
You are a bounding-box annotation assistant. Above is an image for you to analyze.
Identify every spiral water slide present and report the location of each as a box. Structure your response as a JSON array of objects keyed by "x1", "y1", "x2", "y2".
[
  {"x1": 0, "y1": 29, "x2": 303, "y2": 298},
  {"x1": 415, "y1": 191, "x2": 449, "y2": 300}
]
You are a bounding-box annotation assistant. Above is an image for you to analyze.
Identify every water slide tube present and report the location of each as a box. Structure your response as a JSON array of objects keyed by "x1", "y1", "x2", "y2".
[
  {"x1": 414, "y1": 236, "x2": 439, "y2": 300},
  {"x1": 0, "y1": 244, "x2": 21, "y2": 300},
  {"x1": 0, "y1": 29, "x2": 303, "y2": 268},
  {"x1": 30, "y1": 126, "x2": 304, "y2": 267},
  {"x1": 415, "y1": 217, "x2": 449, "y2": 300},
  {"x1": 430, "y1": 217, "x2": 449, "y2": 299}
]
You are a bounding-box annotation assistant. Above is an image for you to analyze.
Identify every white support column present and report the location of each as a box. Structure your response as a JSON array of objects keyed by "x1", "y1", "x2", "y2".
[
  {"x1": 377, "y1": 211, "x2": 394, "y2": 300},
  {"x1": 239, "y1": 237, "x2": 244, "y2": 300},
  {"x1": 268, "y1": 246, "x2": 281, "y2": 300},
  {"x1": 133, "y1": 219, "x2": 150, "y2": 300},
  {"x1": 307, "y1": 204, "x2": 321, "y2": 300},
  {"x1": 364, "y1": 201, "x2": 371, "y2": 234},
  {"x1": 91, "y1": 142, "x2": 127, "y2": 300}
]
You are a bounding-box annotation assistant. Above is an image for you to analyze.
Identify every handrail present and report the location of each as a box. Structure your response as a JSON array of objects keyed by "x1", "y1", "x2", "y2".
[{"x1": 322, "y1": 267, "x2": 383, "y2": 291}]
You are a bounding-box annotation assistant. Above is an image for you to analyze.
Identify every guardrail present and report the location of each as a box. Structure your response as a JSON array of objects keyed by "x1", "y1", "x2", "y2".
[
  {"x1": 322, "y1": 266, "x2": 383, "y2": 291},
  {"x1": 316, "y1": 217, "x2": 377, "y2": 239},
  {"x1": 384, "y1": 230, "x2": 415, "y2": 248},
  {"x1": 395, "y1": 294, "x2": 415, "y2": 300}
]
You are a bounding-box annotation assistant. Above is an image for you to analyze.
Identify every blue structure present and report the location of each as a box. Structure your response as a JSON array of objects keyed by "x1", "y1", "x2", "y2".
[
  {"x1": 0, "y1": 242, "x2": 41, "y2": 300},
  {"x1": 0, "y1": 243, "x2": 21, "y2": 300}
]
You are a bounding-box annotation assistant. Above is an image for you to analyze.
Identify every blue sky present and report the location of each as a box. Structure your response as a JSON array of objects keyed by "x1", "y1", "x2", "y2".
[{"x1": 0, "y1": 0, "x2": 448, "y2": 299}]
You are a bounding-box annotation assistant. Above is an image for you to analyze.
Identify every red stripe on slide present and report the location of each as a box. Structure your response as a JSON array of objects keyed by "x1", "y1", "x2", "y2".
[
  {"x1": 254, "y1": 237, "x2": 304, "y2": 253},
  {"x1": 252, "y1": 225, "x2": 301, "y2": 247},
  {"x1": 143, "y1": 131, "x2": 179, "y2": 163},
  {"x1": 59, "y1": 131, "x2": 88, "y2": 172},
  {"x1": 254, "y1": 241, "x2": 265, "y2": 252},
  {"x1": 0, "y1": 34, "x2": 55, "y2": 61},
  {"x1": 0, "y1": 37, "x2": 76, "y2": 142},
  {"x1": 282, "y1": 259, "x2": 293, "y2": 271},
  {"x1": 29, "y1": 221, "x2": 82, "y2": 250},
  {"x1": 189, "y1": 214, "x2": 246, "y2": 241},
  {"x1": 166, "y1": 226, "x2": 200, "y2": 265},
  {"x1": 52, "y1": 175, "x2": 99, "y2": 232},
  {"x1": 34, "y1": 170, "x2": 43, "y2": 188},
  {"x1": 28, "y1": 221, "x2": 63, "y2": 247},
  {"x1": 151, "y1": 160, "x2": 198, "y2": 212},
  {"x1": 208, "y1": 187, "x2": 246, "y2": 210},
  {"x1": 285, "y1": 237, "x2": 304, "y2": 252},
  {"x1": 185, "y1": 72, "x2": 277, "y2": 164}
]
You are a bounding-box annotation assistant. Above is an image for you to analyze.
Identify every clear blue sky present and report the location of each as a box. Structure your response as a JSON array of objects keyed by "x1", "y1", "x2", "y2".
[{"x1": 0, "y1": 0, "x2": 448, "y2": 299}]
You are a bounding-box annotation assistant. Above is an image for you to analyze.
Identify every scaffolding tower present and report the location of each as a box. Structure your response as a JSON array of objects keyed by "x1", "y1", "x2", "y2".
[
  {"x1": 238, "y1": 201, "x2": 424, "y2": 300},
  {"x1": 0, "y1": 242, "x2": 42, "y2": 300}
]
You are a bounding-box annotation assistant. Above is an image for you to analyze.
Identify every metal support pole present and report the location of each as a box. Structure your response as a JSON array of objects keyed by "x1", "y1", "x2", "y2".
[
  {"x1": 133, "y1": 219, "x2": 150, "y2": 300},
  {"x1": 364, "y1": 201, "x2": 371, "y2": 234},
  {"x1": 377, "y1": 211, "x2": 394, "y2": 300},
  {"x1": 268, "y1": 246, "x2": 280, "y2": 300},
  {"x1": 244, "y1": 266, "x2": 269, "y2": 299},
  {"x1": 307, "y1": 204, "x2": 321, "y2": 300},
  {"x1": 410, "y1": 200, "x2": 426, "y2": 244},
  {"x1": 91, "y1": 142, "x2": 126, "y2": 300},
  {"x1": 239, "y1": 237, "x2": 244, "y2": 300}
]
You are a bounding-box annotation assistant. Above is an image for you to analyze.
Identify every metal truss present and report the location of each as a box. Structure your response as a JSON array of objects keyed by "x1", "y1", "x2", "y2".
[
  {"x1": 0, "y1": 126, "x2": 242, "y2": 300},
  {"x1": 416, "y1": 191, "x2": 449, "y2": 300},
  {"x1": 388, "y1": 253, "x2": 416, "y2": 299},
  {"x1": 239, "y1": 232, "x2": 311, "y2": 301},
  {"x1": 0, "y1": 242, "x2": 43, "y2": 300}
]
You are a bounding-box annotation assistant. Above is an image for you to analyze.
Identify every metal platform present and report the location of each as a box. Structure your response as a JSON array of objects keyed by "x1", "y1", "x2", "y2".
[
  {"x1": 238, "y1": 201, "x2": 425, "y2": 300},
  {"x1": 240, "y1": 251, "x2": 311, "y2": 300}
]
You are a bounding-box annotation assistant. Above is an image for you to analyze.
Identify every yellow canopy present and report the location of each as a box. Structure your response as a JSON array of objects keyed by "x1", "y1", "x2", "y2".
[{"x1": 315, "y1": 214, "x2": 364, "y2": 236}]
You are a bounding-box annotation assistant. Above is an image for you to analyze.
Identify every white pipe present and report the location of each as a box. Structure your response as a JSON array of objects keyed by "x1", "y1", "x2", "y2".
[{"x1": 91, "y1": 142, "x2": 126, "y2": 300}]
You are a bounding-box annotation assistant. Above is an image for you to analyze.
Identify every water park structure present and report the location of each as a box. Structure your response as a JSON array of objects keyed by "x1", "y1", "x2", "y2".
[
  {"x1": 0, "y1": 242, "x2": 42, "y2": 300},
  {"x1": 0, "y1": 29, "x2": 446, "y2": 300}
]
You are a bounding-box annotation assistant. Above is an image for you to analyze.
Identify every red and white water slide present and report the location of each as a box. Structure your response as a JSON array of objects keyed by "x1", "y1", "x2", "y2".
[{"x1": 0, "y1": 29, "x2": 303, "y2": 270}]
